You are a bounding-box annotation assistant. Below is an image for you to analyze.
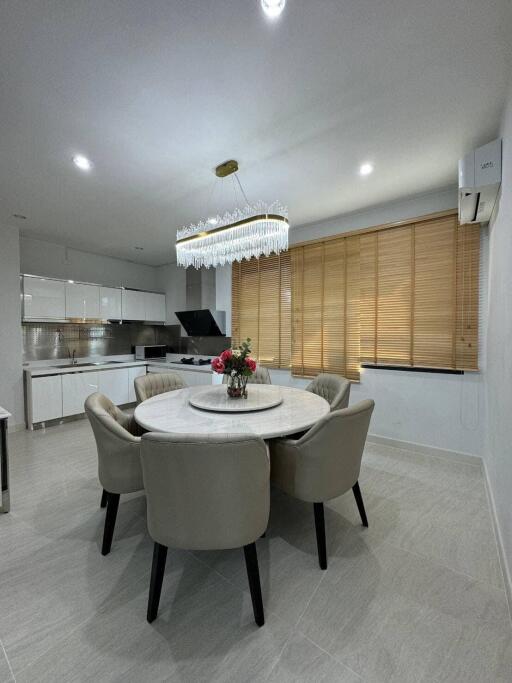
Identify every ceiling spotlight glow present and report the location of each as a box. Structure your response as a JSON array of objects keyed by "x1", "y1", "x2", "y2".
[
  {"x1": 72, "y1": 154, "x2": 92, "y2": 171},
  {"x1": 261, "y1": 0, "x2": 286, "y2": 19},
  {"x1": 207, "y1": 217, "x2": 218, "y2": 226},
  {"x1": 359, "y1": 162, "x2": 374, "y2": 176}
]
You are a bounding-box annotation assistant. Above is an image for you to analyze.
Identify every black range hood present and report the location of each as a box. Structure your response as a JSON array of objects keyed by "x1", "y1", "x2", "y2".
[{"x1": 175, "y1": 309, "x2": 226, "y2": 336}]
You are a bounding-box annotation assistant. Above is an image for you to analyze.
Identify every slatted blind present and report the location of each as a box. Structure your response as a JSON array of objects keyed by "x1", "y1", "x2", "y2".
[
  {"x1": 291, "y1": 236, "x2": 361, "y2": 381},
  {"x1": 232, "y1": 212, "x2": 480, "y2": 380},
  {"x1": 231, "y1": 252, "x2": 291, "y2": 368},
  {"x1": 360, "y1": 214, "x2": 479, "y2": 370}
]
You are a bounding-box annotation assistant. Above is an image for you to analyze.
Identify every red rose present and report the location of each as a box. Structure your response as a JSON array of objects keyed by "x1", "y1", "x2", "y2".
[
  {"x1": 246, "y1": 358, "x2": 256, "y2": 372},
  {"x1": 220, "y1": 349, "x2": 232, "y2": 362},
  {"x1": 211, "y1": 357, "x2": 225, "y2": 374}
]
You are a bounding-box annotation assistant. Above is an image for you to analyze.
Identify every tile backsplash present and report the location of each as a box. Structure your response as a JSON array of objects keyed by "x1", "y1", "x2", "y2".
[{"x1": 22, "y1": 322, "x2": 230, "y2": 362}]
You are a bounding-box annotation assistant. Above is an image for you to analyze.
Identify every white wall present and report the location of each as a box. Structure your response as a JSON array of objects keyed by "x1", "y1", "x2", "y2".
[
  {"x1": 0, "y1": 224, "x2": 24, "y2": 428},
  {"x1": 485, "y1": 88, "x2": 512, "y2": 592},
  {"x1": 216, "y1": 187, "x2": 487, "y2": 458},
  {"x1": 156, "y1": 262, "x2": 186, "y2": 326},
  {"x1": 20, "y1": 237, "x2": 159, "y2": 291}
]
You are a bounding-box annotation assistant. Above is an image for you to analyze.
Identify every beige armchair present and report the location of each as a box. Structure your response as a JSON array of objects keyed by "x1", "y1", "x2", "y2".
[
  {"x1": 134, "y1": 371, "x2": 187, "y2": 404},
  {"x1": 84, "y1": 393, "x2": 143, "y2": 555},
  {"x1": 270, "y1": 399, "x2": 374, "y2": 569},
  {"x1": 222, "y1": 366, "x2": 271, "y2": 385},
  {"x1": 306, "y1": 373, "x2": 351, "y2": 411},
  {"x1": 141, "y1": 433, "x2": 270, "y2": 626}
]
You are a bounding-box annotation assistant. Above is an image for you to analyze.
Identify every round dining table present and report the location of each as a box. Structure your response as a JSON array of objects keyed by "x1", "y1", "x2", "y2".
[{"x1": 134, "y1": 384, "x2": 330, "y2": 440}]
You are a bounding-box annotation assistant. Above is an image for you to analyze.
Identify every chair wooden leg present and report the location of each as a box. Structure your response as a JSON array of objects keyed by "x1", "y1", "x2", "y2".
[
  {"x1": 100, "y1": 489, "x2": 108, "y2": 508},
  {"x1": 352, "y1": 481, "x2": 368, "y2": 527},
  {"x1": 101, "y1": 493, "x2": 120, "y2": 556},
  {"x1": 243, "y1": 543, "x2": 265, "y2": 627},
  {"x1": 313, "y1": 502, "x2": 327, "y2": 570},
  {"x1": 147, "y1": 542, "x2": 168, "y2": 623}
]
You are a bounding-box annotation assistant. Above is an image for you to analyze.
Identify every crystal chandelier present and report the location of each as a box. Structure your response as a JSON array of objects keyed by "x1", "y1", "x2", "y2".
[{"x1": 176, "y1": 160, "x2": 289, "y2": 269}]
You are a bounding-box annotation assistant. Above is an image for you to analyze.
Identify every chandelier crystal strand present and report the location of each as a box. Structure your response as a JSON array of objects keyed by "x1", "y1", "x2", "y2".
[{"x1": 176, "y1": 200, "x2": 289, "y2": 268}]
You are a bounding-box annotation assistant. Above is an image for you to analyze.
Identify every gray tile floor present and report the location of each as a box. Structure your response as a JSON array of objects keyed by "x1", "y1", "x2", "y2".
[{"x1": 1, "y1": 420, "x2": 511, "y2": 682}]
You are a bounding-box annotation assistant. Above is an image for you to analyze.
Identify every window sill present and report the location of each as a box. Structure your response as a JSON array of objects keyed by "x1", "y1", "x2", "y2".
[{"x1": 361, "y1": 364, "x2": 464, "y2": 375}]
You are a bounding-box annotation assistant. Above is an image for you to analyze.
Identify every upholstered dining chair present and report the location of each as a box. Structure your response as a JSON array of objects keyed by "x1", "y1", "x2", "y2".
[
  {"x1": 84, "y1": 393, "x2": 143, "y2": 556},
  {"x1": 306, "y1": 373, "x2": 351, "y2": 411},
  {"x1": 222, "y1": 366, "x2": 272, "y2": 385},
  {"x1": 134, "y1": 371, "x2": 187, "y2": 404},
  {"x1": 269, "y1": 399, "x2": 374, "y2": 569},
  {"x1": 140, "y1": 432, "x2": 270, "y2": 626}
]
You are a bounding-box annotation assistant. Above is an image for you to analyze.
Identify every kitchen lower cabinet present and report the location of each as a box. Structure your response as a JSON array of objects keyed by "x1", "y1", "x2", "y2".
[
  {"x1": 128, "y1": 366, "x2": 147, "y2": 402},
  {"x1": 98, "y1": 369, "x2": 129, "y2": 405},
  {"x1": 62, "y1": 372, "x2": 99, "y2": 417},
  {"x1": 31, "y1": 375, "x2": 63, "y2": 423}
]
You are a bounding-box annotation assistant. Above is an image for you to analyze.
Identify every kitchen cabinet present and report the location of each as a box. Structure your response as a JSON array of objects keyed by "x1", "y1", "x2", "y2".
[
  {"x1": 147, "y1": 366, "x2": 212, "y2": 387},
  {"x1": 145, "y1": 292, "x2": 166, "y2": 322},
  {"x1": 100, "y1": 287, "x2": 122, "y2": 320},
  {"x1": 23, "y1": 276, "x2": 66, "y2": 320},
  {"x1": 98, "y1": 369, "x2": 129, "y2": 405},
  {"x1": 128, "y1": 366, "x2": 147, "y2": 402},
  {"x1": 62, "y1": 372, "x2": 99, "y2": 417},
  {"x1": 31, "y1": 375, "x2": 63, "y2": 423},
  {"x1": 65, "y1": 283, "x2": 100, "y2": 320},
  {"x1": 121, "y1": 289, "x2": 146, "y2": 321}
]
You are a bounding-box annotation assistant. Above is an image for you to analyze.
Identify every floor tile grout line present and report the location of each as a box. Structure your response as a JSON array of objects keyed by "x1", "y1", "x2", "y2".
[
  {"x1": 0, "y1": 637, "x2": 16, "y2": 682},
  {"x1": 301, "y1": 632, "x2": 363, "y2": 681},
  {"x1": 10, "y1": 565, "x2": 152, "y2": 679},
  {"x1": 375, "y1": 533, "x2": 507, "y2": 594}
]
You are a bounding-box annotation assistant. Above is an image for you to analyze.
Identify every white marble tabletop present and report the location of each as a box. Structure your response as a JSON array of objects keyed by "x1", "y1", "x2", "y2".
[
  {"x1": 134, "y1": 385, "x2": 330, "y2": 439},
  {"x1": 0, "y1": 407, "x2": 11, "y2": 420}
]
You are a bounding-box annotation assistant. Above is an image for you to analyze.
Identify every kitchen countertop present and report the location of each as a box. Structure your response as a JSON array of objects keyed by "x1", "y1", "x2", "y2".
[
  {"x1": 25, "y1": 360, "x2": 148, "y2": 377},
  {"x1": 148, "y1": 360, "x2": 213, "y2": 374}
]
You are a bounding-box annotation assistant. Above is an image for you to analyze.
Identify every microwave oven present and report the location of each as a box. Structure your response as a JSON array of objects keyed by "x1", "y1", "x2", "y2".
[{"x1": 135, "y1": 345, "x2": 167, "y2": 360}]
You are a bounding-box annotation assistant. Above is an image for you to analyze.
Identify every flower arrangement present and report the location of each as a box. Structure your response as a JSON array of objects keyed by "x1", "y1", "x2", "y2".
[{"x1": 211, "y1": 338, "x2": 256, "y2": 398}]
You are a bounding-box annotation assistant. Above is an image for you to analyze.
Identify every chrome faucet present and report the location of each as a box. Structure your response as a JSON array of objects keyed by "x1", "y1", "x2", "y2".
[{"x1": 57, "y1": 328, "x2": 77, "y2": 365}]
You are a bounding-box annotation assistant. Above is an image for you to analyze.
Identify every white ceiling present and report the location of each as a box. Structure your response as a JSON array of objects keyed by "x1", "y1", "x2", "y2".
[{"x1": 1, "y1": 0, "x2": 511, "y2": 266}]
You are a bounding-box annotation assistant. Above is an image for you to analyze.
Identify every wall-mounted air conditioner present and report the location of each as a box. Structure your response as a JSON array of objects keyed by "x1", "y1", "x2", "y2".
[{"x1": 458, "y1": 138, "x2": 501, "y2": 224}]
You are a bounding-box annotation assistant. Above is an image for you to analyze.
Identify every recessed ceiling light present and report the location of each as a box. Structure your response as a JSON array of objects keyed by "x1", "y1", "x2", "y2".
[
  {"x1": 134, "y1": 246, "x2": 144, "y2": 251},
  {"x1": 12, "y1": 213, "x2": 27, "y2": 220},
  {"x1": 68, "y1": 280, "x2": 75, "y2": 284},
  {"x1": 359, "y1": 162, "x2": 374, "y2": 176},
  {"x1": 261, "y1": 0, "x2": 286, "y2": 19},
  {"x1": 72, "y1": 154, "x2": 92, "y2": 171}
]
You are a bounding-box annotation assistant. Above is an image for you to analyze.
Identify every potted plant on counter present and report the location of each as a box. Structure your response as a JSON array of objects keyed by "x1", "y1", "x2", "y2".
[{"x1": 211, "y1": 338, "x2": 256, "y2": 398}]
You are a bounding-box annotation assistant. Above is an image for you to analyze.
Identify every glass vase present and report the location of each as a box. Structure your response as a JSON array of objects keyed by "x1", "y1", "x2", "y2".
[{"x1": 226, "y1": 373, "x2": 248, "y2": 399}]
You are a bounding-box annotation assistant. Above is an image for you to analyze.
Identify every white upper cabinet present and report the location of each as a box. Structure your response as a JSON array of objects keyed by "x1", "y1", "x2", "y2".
[
  {"x1": 99, "y1": 287, "x2": 122, "y2": 320},
  {"x1": 145, "y1": 292, "x2": 166, "y2": 322},
  {"x1": 122, "y1": 289, "x2": 146, "y2": 320},
  {"x1": 23, "y1": 277, "x2": 66, "y2": 320},
  {"x1": 65, "y1": 283, "x2": 100, "y2": 320}
]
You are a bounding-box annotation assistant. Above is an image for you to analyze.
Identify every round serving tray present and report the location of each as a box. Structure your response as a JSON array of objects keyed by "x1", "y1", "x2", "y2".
[{"x1": 188, "y1": 385, "x2": 283, "y2": 413}]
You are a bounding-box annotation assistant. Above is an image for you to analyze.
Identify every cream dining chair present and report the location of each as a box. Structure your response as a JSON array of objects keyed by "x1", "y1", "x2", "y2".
[
  {"x1": 134, "y1": 371, "x2": 187, "y2": 404},
  {"x1": 140, "y1": 432, "x2": 270, "y2": 626},
  {"x1": 85, "y1": 393, "x2": 143, "y2": 555},
  {"x1": 222, "y1": 366, "x2": 272, "y2": 385},
  {"x1": 305, "y1": 373, "x2": 351, "y2": 411},
  {"x1": 270, "y1": 399, "x2": 374, "y2": 569}
]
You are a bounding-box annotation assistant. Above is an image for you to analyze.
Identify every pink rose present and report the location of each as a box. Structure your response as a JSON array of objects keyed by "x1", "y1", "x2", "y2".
[
  {"x1": 246, "y1": 357, "x2": 256, "y2": 372},
  {"x1": 220, "y1": 349, "x2": 232, "y2": 362},
  {"x1": 211, "y1": 357, "x2": 225, "y2": 374}
]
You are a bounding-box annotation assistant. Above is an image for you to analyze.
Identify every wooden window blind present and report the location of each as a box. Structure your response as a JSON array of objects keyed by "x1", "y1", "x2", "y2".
[
  {"x1": 291, "y1": 236, "x2": 361, "y2": 381},
  {"x1": 291, "y1": 213, "x2": 479, "y2": 378},
  {"x1": 360, "y1": 214, "x2": 479, "y2": 370},
  {"x1": 231, "y1": 252, "x2": 291, "y2": 368}
]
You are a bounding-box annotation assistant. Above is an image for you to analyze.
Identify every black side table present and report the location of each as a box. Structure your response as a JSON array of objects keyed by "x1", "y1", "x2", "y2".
[{"x1": 0, "y1": 408, "x2": 10, "y2": 513}]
